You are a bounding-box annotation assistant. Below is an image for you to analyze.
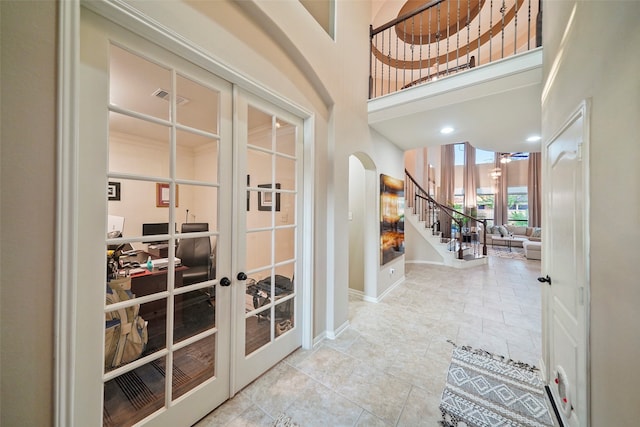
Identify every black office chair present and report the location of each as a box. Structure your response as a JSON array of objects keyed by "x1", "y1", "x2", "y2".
[
  {"x1": 176, "y1": 223, "x2": 213, "y2": 285},
  {"x1": 174, "y1": 223, "x2": 216, "y2": 340}
]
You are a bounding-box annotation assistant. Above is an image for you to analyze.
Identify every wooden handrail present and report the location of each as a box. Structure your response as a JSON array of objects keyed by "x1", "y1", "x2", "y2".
[
  {"x1": 371, "y1": 0, "x2": 446, "y2": 36},
  {"x1": 405, "y1": 169, "x2": 487, "y2": 258}
]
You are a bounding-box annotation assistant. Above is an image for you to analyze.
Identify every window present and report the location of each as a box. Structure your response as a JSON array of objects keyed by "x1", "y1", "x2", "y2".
[{"x1": 507, "y1": 189, "x2": 528, "y2": 225}]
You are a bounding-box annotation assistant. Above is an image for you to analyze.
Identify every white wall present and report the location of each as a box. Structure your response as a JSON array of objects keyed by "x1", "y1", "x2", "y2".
[
  {"x1": 542, "y1": 2, "x2": 640, "y2": 424},
  {"x1": 348, "y1": 155, "x2": 366, "y2": 292},
  {"x1": 370, "y1": 129, "x2": 406, "y2": 297},
  {"x1": 404, "y1": 218, "x2": 444, "y2": 264},
  {"x1": 0, "y1": 1, "x2": 56, "y2": 425}
]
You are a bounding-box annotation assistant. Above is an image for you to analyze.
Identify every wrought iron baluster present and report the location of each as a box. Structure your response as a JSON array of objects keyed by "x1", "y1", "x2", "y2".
[
  {"x1": 467, "y1": 0, "x2": 471, "y2": 66},
  {"x1": 489, "y1": 0, "x2": 493, "y2": 62},
  {"x1": 372, "y1": 33, "x2": 376, "y2": 98},
  {"x1": 387, "y1": 28, "x2": 392, "y2": 95},
  {"x1": 403, "y1": 19, "x2": 407, "y2": 89},
  {"x1": 456, "y1": 0, "x2": 461, "y2": 69},
  {"x1": 446, "y1": 0, "x2": 450, "y2": 74},
  {"x1": 528, "y1": 0, "x2": 532, "y2": 50},
  {"x1": 477, "y1": 0, "x2": 481, "y2": 66},
  {"x1": 514, "y1": 0, "x2": 519, "y2": 54},
  {"x1": 428, "y1": 7, "x2": 432, "y2": 80},
  {"x1": 369, "y1": 26, "x2": 374, "y2": 99},
  {"x1": 381, "y1": 32, "x2": 385, "y2": 96},
  {"x1": 419, "y1": 12, "x2": 423, "y2": 84},
  {"x1": 411, "y1": 16, "x2": 415, "y2": 84},
  {"x1": 437, "y1": 4, "x2": 441, "y2": 75},
  {"x1": 396, "y1": 21, "x2": 400, "y2": 93},
  {"x1": 500, "y1": 0, "x2": 506, "y2": 58}
]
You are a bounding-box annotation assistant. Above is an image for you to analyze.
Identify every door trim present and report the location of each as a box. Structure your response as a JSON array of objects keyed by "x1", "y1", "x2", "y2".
[
  {"x1": 542, "y1": 99, "x2": 591, "y2": 426},
  {"x1": 55, "y1": 1, "x2": 80, "y2": 426},
  {"x1": 56, "y1": 1, "x2": 315, "y2": 425}
]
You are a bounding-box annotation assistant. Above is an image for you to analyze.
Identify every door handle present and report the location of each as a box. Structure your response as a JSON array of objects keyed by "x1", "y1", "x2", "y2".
[
  {"x1": 220, "y1": 277, "x2": 231, "y2": 287},
  {"x1": 237, "y1": 272, "x2": 247, "y2": 281},
  {"x1": 537, "y1": 275, "x2": 552, "y2": 286}
]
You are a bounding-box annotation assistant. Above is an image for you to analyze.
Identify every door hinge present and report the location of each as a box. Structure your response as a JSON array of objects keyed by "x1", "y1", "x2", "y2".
[{"x1": 577, "y1": 141, "x2": 583, "y2": 161}]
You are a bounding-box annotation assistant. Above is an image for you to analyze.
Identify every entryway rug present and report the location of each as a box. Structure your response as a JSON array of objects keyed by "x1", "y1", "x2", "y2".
[
  {"x1": 272, "y1": 413, "x2": 300, "y2": 427},
  {"x1": 439, "y1": 344, "x2": 553, "y2": 427}
]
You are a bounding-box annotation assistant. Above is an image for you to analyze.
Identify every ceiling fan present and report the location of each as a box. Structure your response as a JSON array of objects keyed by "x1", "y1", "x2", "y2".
[{"x1": 500, "y1": 152, "x2": 528, "y2": 163}]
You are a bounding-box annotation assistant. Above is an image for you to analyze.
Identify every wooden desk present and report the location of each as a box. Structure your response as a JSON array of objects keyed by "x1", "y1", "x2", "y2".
[{"x1": 119, "y1": 252, "x2": 188, "y2": 351}]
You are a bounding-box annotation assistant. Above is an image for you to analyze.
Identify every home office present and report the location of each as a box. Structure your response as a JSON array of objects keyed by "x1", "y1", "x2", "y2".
[{"x1": 101, "y1": 43, "x2": 300, "y2": 425}]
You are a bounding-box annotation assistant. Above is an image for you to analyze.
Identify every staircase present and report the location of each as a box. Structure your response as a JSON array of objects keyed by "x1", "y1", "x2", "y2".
[{"x1": 405, "y1": 170, "x2": 488, "y2": 269}]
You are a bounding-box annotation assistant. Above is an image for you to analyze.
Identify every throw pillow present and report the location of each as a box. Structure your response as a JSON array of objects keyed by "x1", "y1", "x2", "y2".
[
  {"x1": 531, "y1": 227, "x2": 542, "y2": 238},
  {"x1": 497, "y1": 225, "x2": 509, "y2": 237}
]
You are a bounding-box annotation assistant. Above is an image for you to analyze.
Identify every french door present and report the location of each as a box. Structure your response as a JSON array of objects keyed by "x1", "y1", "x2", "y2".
[{"x1": 77, "y1": 9, "x2": 302, "y2": 426}]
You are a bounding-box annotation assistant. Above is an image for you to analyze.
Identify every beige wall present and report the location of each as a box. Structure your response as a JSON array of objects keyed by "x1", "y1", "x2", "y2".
[
  {"x1": 348, "y1": 156, "x2": 366, "y2": 293},
  {"x1": 0, "y1": 1, "x2": 57, "y2": 425},
  {"x1": 542, "y1": 1, "x2": 640, "y2": 424},
  {"x1": 1, "y1": 3, "x2": 405, "y2": 424}
]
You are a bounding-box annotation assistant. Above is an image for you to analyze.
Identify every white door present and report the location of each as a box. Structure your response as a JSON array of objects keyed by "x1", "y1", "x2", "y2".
[
  {"x1": 77, "y1": 9, "x2": 302, "y2": 426},
  {"x1": 544, "y1": 102, "x2": 589, "y2": 427},
  {"x1": 232, "y1": 93, "x2": 304, "y2": 391}
]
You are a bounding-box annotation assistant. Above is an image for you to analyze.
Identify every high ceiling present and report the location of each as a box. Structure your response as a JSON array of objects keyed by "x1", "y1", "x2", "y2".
[{"x1": 368, "y1": 0, "x2": 543, "y2": 154}]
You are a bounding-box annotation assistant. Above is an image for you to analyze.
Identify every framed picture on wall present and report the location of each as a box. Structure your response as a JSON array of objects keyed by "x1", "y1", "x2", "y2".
[
  {"x1": 156, "y1": 182, "x2": 179, "y2": 207},
  {"x1": 107, "y1": 181, "x2": 121, "y2": 201},
  {"x1": 258, "y1": 183, "x2": 281, "y2": 211}
]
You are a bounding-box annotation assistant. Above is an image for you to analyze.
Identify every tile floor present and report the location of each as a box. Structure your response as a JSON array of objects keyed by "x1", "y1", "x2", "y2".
[{"x1": 196, "y1": 255, "x2": 543, "y2": 426}]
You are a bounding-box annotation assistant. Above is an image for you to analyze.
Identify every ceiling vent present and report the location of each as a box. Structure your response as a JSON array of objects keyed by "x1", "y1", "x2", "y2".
[{"x1": 151, "y1": 88, "x2": 190, "y2": 106}]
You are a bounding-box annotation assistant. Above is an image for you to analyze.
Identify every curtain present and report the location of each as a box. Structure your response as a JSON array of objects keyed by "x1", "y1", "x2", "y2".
[
  {"x1": 439, "y1": 144, "x2": 455, "y2": 238},
  {"x1": 528, "y1": 152, "x2": 542, "y2": 227},
  {"x1": 463, "y1": 142, "x2": 477, "y2": 227},
  {"x1": 494, "y1": 154, "x2": 509, "y2": 226}
]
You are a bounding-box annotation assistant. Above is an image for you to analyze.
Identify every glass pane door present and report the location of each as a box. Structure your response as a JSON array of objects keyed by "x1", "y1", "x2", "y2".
[
  {"x1": 90, "y1": 23, "x2": 232, "y2": 424},
  {"x1": 234, "y1": 95, "x2": 303, "y2": 391}
]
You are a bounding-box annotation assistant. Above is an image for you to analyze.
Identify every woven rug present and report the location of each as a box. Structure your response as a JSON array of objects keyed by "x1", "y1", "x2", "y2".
[
  {"x1": 487, "y1": 246, "x2": 527, "y2": 261},
  {"x1": 440, "y1": 344, "x2": 553, "y2": 427},
  {"x1": 272, "y1": 413, "x2": 300, "y2": 427}
]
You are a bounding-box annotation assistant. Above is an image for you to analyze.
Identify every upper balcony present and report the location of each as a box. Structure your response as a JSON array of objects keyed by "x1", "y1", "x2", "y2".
[{"x1": 368, "y1": 0, "x2": 543, "y2": 154}]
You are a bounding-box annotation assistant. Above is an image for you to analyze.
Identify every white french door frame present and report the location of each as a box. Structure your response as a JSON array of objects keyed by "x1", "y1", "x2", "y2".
[{"x1": 55, "y1": 1, "x2": 315, "y2": 425}]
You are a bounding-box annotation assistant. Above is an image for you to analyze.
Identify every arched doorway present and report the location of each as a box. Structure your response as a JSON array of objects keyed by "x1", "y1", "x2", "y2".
[{"x1": 348, "y1": 153, "x2": 377, "y2": 301}]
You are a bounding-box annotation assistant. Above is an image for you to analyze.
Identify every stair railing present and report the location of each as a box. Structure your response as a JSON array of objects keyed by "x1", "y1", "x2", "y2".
[
  {"x1": 405, "y1": 169, "x2": 487, "y2": 259},
  {"x1": 369, "y1": 0, "x2": 542, "y2": 98}
]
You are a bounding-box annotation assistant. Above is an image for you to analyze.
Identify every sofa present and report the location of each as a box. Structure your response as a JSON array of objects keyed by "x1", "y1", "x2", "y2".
[
  {"x1": 523, "y1": 240, "x2": 542, "y2": 260},
  {"x1": 477, "y1": 224, "x2": 542, "y2": 249}
]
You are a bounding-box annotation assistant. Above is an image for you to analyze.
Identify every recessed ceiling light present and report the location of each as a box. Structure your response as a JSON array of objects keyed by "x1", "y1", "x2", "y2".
[
  {"x1": 441, "y1": 127, "x2": 454, "y2": 134},
  {"x1": 526, "y1": 135, "x2": 541, "y2": 142}
]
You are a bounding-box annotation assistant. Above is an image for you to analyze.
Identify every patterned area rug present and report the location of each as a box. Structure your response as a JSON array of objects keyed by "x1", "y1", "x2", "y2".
[
  {"x1": 440, "y1": 344, "x2": 553, "y2": 427},
  {"x1": 272, "y1": 414, "x2": 300, "y2": 427},
  {"x1": 487, "y1": 246, "x2": 528, "y2": 261}
]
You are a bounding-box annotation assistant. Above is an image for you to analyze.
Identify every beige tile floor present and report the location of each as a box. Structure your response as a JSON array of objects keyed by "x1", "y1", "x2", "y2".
[{"x1": 196, "y1": 255, "x2": 543, "y2": 426}]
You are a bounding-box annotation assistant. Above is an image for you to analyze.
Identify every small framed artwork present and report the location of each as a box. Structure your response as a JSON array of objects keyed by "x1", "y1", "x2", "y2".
[
  {"x1": 258, "y1": 183, "x2": 281, "y2": 211},
  {"x1": 107, "y1": 181, "x2": 121, "y2": 201},
  {"x1": 156, "y1": 183, "x2": 179, "y2": 207}
]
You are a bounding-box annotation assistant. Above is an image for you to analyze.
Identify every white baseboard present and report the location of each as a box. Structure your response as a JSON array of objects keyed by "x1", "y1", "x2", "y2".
[
  {"x1": 348, "y1": 276, "x2": 406, "y2": 303},
  {"x1": 375, "y1": 275, "x2": 405, "y2": 302},
  {"x1": 348, "y1": 288, "x2": 365, "y2": 299},
  {"x1": 312, "y1": 331, "x2": 326, "y2": 348},
  {"x1": 326, "y1": 320, "x2": 350, "y2": 340},
  {"x1": 405, "y1": 260, "x2": 445, "y2": 266}
]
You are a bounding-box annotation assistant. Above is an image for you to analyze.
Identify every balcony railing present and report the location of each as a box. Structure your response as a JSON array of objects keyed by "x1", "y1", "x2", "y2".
[{"x1": 369, "y1": 0, "x2": 542, "y2": 98}]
